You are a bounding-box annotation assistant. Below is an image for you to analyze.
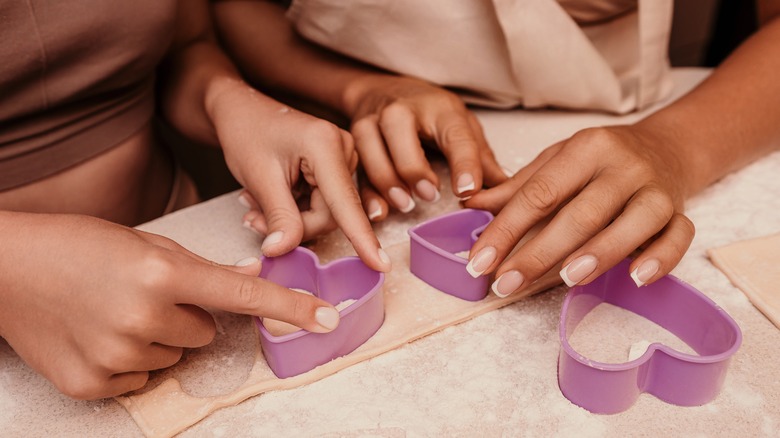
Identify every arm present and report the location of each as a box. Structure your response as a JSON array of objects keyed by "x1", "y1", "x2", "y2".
[
  {"x1": 466, "y1": 10, "x2": 780, "y2": 296},
  {"x1": 212, "y1": 0, "x2": 508, "y2": 221},
  {"x1": 158, "y1": 0, "x2": 388, "y2": 270}
]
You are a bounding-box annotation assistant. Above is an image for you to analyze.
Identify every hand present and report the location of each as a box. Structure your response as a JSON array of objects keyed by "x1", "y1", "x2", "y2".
[
  {"x1": 0, "y1": 212, "x2": 342, "y2": 399},
  {"x1": 344, "y1": 75, "x2": 509, "y2": 221},
  {"x1": 463, "y1": 126, "x2": 696, "y2": 296},
  {"x1": 206, "y1": 78, "x2": 390, "y2": 271}
]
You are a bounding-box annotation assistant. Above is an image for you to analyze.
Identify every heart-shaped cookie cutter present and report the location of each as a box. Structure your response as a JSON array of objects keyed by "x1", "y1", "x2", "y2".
[
  {"x1": 254, "y1": 247, "x2": 385, "y2": 378},
  {"x1": 558, "y1": 258, "x2": 742, "y2": 414},
  {"x1": 408, "y1": 209, "x2": 494, "y2": 301}
]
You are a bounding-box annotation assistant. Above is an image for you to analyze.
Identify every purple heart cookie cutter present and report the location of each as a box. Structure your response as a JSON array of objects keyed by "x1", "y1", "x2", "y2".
[
  {"x1": 254, "y1": 247, "x2": 385, "y2": 378},
  {"x1": 558, "y1": 258, "x2": 742, "y2": 414},
  {"x1": 408, "y1": 209, "x2": 494, "y2": 301}
]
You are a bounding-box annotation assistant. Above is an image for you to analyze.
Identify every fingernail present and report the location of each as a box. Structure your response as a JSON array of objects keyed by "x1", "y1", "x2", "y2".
[
  {"x1": 466, "y1": 246, "x2": 496, "y2": 278},
  {"x1": 560, "y1": 255, "x2": 598, "y2": 287},
  {"x1": 261, "y1": 230, "x2": 284, "y2": 252},
  {"x1": 456, "y1": 173, "x2": 475, "y2": 194},
  {"x1": 237, "y1": 193, "x2": 251, "y2": 208},
  {"x1": 630, "y1": 259, "x2": 660, "y2": 287},
  {"x1": 502, "y1": 167, "x2": 514, "y2": 178},
  {"x1": 234, "y1": 256, "x2": 259, "y2": 267},
  {"x1": 315, "y1": 307, "x2": 340, "y2": 331},
  {"x1": 367, "y1": 199, "x2": 383, "y2": 221},
  {"x1": 388, "y1": 187, "x2": 416, "y2": 213},
  {"x1": 491, "y1": 270, "x2": 524, "y2": 298},
  {"x1": 378, "y1": 247, "x2": 392, "y2": 268},
  {"x1": 415, "y1": 180, "x2": 440, "y2": 203}
]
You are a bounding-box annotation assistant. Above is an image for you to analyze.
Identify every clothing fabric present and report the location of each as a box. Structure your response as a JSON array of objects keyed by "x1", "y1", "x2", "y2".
[
  {"x1": 287, "y1": 0, "x2": 673, "y2": 113},
  {"x1": 0, "y1": 0, "x2": 177, "y2": 190}
]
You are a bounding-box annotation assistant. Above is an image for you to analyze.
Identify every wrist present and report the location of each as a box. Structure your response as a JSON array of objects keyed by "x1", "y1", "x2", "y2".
[
  {"x1": 632, "y1": 116, "x2": 706, "y2": 199},
  {"x1": 341, "y1": 73, "x2": 393, "y2": 119}
]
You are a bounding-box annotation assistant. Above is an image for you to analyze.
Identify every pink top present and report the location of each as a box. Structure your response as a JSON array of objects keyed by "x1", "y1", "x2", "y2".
[{"x1": 0, "y1": 0, "x2": 177, "y2": 190}]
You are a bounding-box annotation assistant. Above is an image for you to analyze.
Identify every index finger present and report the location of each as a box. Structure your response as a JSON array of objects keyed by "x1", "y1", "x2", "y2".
[
  {"x1": 172, "y1": 258, "x2": 341, "y2": 333},
  {"x1": 432, "y1": 111, "x2": 484, "y2": 197},
  {"x1": 309, "y1": 131, "x2": 391, "y2": 272}
]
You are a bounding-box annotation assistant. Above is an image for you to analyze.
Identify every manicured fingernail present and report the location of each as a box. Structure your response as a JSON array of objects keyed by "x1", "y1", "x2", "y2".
[
  {"x1": 234, "y1": 256, "x2": 259, "y2": 267},
  {"x1": 315, "y1": 307, "x2": 340, "y2": 331},
  {"x1": 378, "y1": 247, "x2": 392, "y2": 268},
  {"x1": 237, "y1": 193, "x2": 251, "y2": 208},
  {"x1": 466, "y1": 246, "x2": 496, "y2": 278},
  {"x1": 560, "y1": 255, "x2": 598, "y2": 287},
  {"x1": 388, "y1": 187, "x2": 416, "y2": 213},
  {"x1": 456, "y1": 173, "x2": 475, "y2": 194},
  {"x1": 261, "y1": 231, "x2": 284, "y2": 252},
  {"x1": 415, "y1": 180, "x2": 440, "y2": 203},
  {"x1": 630, "y1": 259, "x2": 660, "y2": 287},
  {"x1": 502, "y1": 167, "x2": 514, "y2": 178},
  {"x1": 491, "y1": 270, "x2": 524, "y2": 298},
  {"x1": 367, "y1": 199, "x2": 383, "y2": 221}
]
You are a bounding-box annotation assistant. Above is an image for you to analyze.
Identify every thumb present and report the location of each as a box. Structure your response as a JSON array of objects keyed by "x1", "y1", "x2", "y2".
[{"x1": 173, "y1": 259, "x2": 340, "y2": 333}]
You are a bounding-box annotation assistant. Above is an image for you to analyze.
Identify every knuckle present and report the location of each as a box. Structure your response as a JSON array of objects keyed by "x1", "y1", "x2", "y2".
[
  {"x1": 136, "y1": 250, "x2": 176, "y2": 290},
  {"x1": 235, "y1": 277, "x2": 264, "y2": 313},
  {"x1": 305, "y1": 121, "x2": 343, "y2": 147},
  {"x1": 379, "y1": 102, "x2": 412, "y2": 124},
  {"x1": 523, "y1": 248, "x2": 556, "y2": 275},
  {"x1": 519, "y1": 177, "x2": 560, "y2": 213},
  {"x1": 57, "y1": 372, "x2": 106, "y2": 400},
  {"x1": 567, "y1": 199, "x2": 610, "y2": 240},
  {"x1": 440, "y1": 122, "x2": 476, "y2": 152},
  {"x1": 487, "y1": 219, "x2": 521, "y2": 247},
  {"x1": 637, "y1": 188, "x2": 675, "y2": 223}
]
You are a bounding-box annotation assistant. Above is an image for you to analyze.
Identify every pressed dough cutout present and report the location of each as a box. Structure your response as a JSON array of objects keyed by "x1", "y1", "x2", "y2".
[{"x1": 116, "y1": 242, "x2": 561, "y2": 437}]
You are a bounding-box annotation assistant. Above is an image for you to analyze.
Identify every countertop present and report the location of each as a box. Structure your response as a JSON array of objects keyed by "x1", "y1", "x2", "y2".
[{"x1": 2, "y1": 68, "x2": 779, "y2": 437}]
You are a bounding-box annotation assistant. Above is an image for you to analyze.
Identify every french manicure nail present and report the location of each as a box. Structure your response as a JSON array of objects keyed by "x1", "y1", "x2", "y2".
[
  {"x1": 367, "y1": 199, "x2": 383, "y2": 221},
  {"x1": 261, "y1": 230, "x2": 284, "y2": 252},
  {"x1": 502, "y1": 167, "x2": 514, "y2": 178},
  {"x1": 630, "y1": 259, "x2": 660, "y2": 287},
  {"x1": 315, "y1": 307, "x2": 340, "y2": 331},
  {"x1": 466, "y1": 246, "x2": 496, "y2": 278},
  {"x1": 491, "y1": 270, "x2": 524, "y2": 298},
  {"x1": 388, "y1": 187, "x2": 416, "y2": 213},
  {"x1": 378, "y1": 247, "x2": 392, "y2": 268},
  {"x1": 456, "y1": 173, "x2": 475, "y2": 194},
  {"x1": 415, "y1": 180, "x2": 441, "y2": 203},
  {"x1": 237, "y1": 193, "x2": 251, "y2": 208},
  {"x1": 234, "y1": 256, "x2": 259, "y2": 267},
  {"x1": 559, "y1": 255, "x2": 598, "y2": 287}
]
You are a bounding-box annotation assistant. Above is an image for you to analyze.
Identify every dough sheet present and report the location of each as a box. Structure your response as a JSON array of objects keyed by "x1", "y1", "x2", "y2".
[
  {"x1": 116, "y1": 242, "x2": 561, "y2": 437},
  {"x1": 708, "y1": 233, "x2": 780, "y2": 330}
]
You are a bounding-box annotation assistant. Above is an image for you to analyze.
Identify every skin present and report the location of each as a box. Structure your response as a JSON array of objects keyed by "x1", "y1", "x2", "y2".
[
  {"x1": 466, "y1": 5, "x2": 780, "y2": 294},
  {"x1": 214, "y1": 0, "x2": 780, "y2": 294},
  {"x1": 212, "y1": 0, "x2": 508, "y2": 224},
  {"x1": 0, "y1": 0, "x2": 389, "y2": 400}
]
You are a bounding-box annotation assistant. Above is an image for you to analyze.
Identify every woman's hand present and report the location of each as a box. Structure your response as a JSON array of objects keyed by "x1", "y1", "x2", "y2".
[
  {"x1": 206, "y1": 78, "x2": 391, "y2": 272},
  {"x1": 344, "y1": 75, "x2": 509, "y2": 220},
  {"x1": 464, "y1": 125, "x2": 696, "y2": 296},
  {"x1": 0, "y1": 212, "x2": 342, "y2": 400}
]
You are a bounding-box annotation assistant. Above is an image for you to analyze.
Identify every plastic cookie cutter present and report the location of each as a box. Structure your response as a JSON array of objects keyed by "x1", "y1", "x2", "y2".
[
  {"x1": 558, "y1": 258, "x2": 742, "y2": 414},
  {"x1": 254, "y1": 246, "x2": 385, "y2": 378},
  {"x1": 408, "y1": 209, "x2": 494, "y2": 301}
]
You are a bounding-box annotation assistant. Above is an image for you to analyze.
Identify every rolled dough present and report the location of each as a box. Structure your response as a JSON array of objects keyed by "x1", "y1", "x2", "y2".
[{"x1": 116, "y1": 242, "x2": 561, "y2": 437}]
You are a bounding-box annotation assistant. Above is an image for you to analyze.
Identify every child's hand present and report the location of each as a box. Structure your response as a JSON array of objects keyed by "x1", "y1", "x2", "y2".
[
  {"x1": 463, "y1": 125, "x2": 695, "y2": 296},
  {"x1": 206, "y1": 79, "x2": 390, "y2": 272},
  {"x1": 0, "y1": 212, "x2": 342, "y2": 400},
  {"x1": 344, "y1": 75, "x2": 509, "y2": 220}
]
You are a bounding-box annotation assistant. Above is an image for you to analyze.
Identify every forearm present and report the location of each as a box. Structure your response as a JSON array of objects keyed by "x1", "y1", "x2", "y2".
[
  {"x1": 158, "y1": 0, "x2": 262, "y2": 146},
  {"x1": 212, "y1": 0, "x2": 389, "y2": 118},
  {"x1": 637, "y1": 16, "x2": 780, "y2": 197}
]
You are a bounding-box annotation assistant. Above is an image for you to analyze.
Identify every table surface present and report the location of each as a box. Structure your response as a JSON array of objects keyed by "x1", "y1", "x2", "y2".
[{"x1": 2, "y1": 68, "x2": 779, "y2": 437}]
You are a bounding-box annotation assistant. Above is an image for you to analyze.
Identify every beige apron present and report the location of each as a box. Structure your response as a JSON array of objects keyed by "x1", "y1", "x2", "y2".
[{"x1": 287, "y1": 0, "x2": 673, "y2": 113}]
